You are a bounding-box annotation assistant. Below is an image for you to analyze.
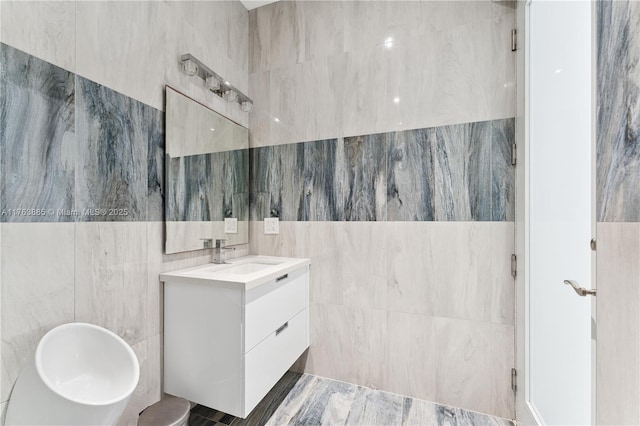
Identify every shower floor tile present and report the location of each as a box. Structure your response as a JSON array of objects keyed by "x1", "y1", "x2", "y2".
[{"x1": 187, "y1": 371, "x2": 514, "y2": 426}]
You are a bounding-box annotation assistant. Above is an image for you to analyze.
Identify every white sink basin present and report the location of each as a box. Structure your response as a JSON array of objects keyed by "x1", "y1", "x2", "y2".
[
  {"x1": 160, "y1": 255, "x2": 310, "y2": 290},
  {"x1": 223, "y1": 262, "x2": 275, "y2": 274}
]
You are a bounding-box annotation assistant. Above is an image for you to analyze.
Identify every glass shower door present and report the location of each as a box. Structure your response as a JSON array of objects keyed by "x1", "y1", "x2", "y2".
[{"x1": 527, "y1": 0, "x2": 594, "y2": 424}]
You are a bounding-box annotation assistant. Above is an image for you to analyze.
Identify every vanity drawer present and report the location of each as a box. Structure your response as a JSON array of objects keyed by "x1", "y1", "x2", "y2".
[
  {"x1": 244, "y1": 266, "x2": 308, "y2": 352},
  {"x1": 244, "y1": 308, "x2": 309, "y2": 414}
]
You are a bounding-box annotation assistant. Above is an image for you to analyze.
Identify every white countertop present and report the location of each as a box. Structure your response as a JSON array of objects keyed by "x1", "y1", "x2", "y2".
[{"x1": 160, "y1": 255, "x2": 310, "y2": 291}]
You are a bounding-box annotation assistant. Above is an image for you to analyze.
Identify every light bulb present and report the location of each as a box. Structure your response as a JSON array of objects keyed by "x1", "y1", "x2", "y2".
[
  {"x1": 206, "y1": 75, "x2": 220, "y2": 91},
  {"x1": 182, "y1": 59, "x2": 198, "y2": 76},
  {"x1": 241, "y1": 101, "x2": 253, "y2": 112},
  {"x1": 224, "y1": 90, "x2": 238, "y2": 103}
]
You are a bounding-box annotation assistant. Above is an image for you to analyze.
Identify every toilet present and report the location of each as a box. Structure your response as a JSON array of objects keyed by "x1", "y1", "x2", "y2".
[{"x1": 5, "y1": 323, "x2": 140, "y2": 426}]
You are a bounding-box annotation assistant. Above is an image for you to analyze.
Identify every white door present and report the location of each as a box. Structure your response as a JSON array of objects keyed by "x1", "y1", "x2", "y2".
[{"x1": 516, "y1": 1, "x2": 595, "y2": 424}]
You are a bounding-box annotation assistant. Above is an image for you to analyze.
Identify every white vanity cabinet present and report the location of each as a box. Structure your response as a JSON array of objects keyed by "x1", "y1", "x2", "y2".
[{"x1": 161, "y1": 256, "x2": 310, "y2": 418}]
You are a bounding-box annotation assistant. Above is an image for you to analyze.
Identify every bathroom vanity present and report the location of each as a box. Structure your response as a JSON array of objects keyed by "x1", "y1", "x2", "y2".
[{"x1": 161, "y1": 256, "x2": 310, "y2": 418}]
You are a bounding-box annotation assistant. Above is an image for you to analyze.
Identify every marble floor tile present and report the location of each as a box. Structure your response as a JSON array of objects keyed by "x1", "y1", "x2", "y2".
[{"x1": 190, "y1": 371, "x2": 513, "y2": 426}]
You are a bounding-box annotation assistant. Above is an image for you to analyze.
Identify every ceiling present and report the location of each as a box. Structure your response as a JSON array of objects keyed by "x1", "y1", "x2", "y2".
[{"x1": 240, "y1": 0, "x2": 279, "y2": 10}]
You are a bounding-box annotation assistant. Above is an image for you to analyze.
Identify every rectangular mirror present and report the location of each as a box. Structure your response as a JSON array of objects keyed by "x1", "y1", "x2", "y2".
[{"x1": 165, "y1": 86, "x2": 248, "y2": 254}]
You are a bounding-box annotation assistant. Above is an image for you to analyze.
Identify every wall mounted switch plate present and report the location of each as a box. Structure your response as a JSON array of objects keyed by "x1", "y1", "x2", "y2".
[
  {"x1": 264, "y1": 217, "x2": 279, "y2": 234},
  {"x1": 224, "y1": 218, "x2": 238, "y2": 234}
]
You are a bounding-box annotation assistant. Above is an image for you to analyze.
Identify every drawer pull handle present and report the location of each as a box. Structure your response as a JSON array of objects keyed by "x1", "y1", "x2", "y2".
[
  {"x1": 276, "y1": 273, "x2": 289, "y2": 282},
  {"x1": 276, "y1": 322, "x2": 289, "y2": 335}
]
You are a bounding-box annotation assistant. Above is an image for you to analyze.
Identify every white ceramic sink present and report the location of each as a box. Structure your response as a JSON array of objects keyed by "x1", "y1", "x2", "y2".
[
  {"x1": 160, "y1": 255, "x2": 310, "y2": 290},
  {"x1": 222, "y1": 262, "x2": 274, "y2": 274}
]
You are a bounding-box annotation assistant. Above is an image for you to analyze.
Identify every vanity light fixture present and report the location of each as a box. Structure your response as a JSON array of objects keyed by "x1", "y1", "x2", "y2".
[
  {"x1": 224, "y1": 89, "x2": 238, "y2": 103},
  {"x1": 206, "y1": 75, "x2": 221, "y2": 91},
  {"x1": 179, "y1": 53, "x2": 253, "y2": 112}
]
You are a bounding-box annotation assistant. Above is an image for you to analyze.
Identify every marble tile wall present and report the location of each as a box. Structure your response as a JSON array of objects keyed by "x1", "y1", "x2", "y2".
[
  {"x1": 596, "y1": 2, "x2": 640, "y2": 424},
  {"x1": 249, "y1": 1, "x2": 516, "y2": 147},
  {"x1": 0, "y1": 2, "x2": 250, "y2": 426},
  {"x1": 250, "y1": 221, "x2": 515, "y2": 419},
  {"x1": 247, "y1": 1, "x2": 517, "y2": 420},
  {"x1": 597, "y1": 0, "x2": 640, "y2": 222},
  {"x1": 250, "y1": 119, "x2": 514, "y2": 222}
]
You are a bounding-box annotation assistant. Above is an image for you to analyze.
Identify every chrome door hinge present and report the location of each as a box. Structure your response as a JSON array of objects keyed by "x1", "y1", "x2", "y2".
[
  {"x1": 511, "y1": 29, "x2": 517, "y2": 51},
  {"x1": 511, "y1": 254, "x2": 517, "y2": 279},
  {"x1": 511, "y1": 368, "x2": 517, "y2": 392},
  {"x1": 511, "y1": 143, "x2": 517, "y2": 166},
  {"x1": 590, "y1": 238, "x2": 597, "y2": 251}
]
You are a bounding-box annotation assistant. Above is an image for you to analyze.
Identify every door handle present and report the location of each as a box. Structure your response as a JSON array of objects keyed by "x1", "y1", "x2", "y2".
[{"x1": 563, "y1": 280, "x2": 596, "y2": 297}]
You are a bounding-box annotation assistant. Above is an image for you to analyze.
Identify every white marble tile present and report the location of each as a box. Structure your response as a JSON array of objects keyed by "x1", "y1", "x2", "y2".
[
  {"x1": 596, "y1": 222, "x2": 640, "y2": 424},
  {"x1": 1, "y1": 223, "x2": 75, "y2": 402},
  {"x1": 248, "y1": 70, "x2": 272, "y2": 148},
  {"x1": 385, "y1": 223, "x2": 436, "y2": 316},
  {"x1": 313, "y1": 223, "x2": 385, "y2": 309},
  {"x1": 384, "y1": 311, "x2": 437, "y2": 402},
  {"x1": 0, "y1": 1, "x2": 76, "y2": 72},
  {"x1": 146, "y1": 223, "x2": 163, "y2": 338},
  {"x1": 263, "y1": 1, "x2": 305, "y2": 72},
  {"x1": 0, "y1": 223, "x2": 2, "y2": 403},
  {"x1": 74, "y1": 222, "x2": 148, "y2": 346},
  {"x1": 490, "y1": 324, "x2": 515, "y2": 419},
  {"x1": 301, "y1": 1, "x2": 345, "y2": 62},
  {"x1": 427, "y1": 223, "x2": 490, "y2": 323},
  {"x1": 434, "y1": 317, "x2": 493, "y2": 416},
  {"x1": 118, "y1": 336, "x2": 160, "y2": 426},
  {"x1": 342, "y1": 45, "x2": 389, "y2": 138},
  {"x1": 305, "y1": 303, "x2": 387, "y2": 391},
  {"x1": 75, "y1": 1, "x2": 167, "y2": 111},
  {"x1": 249, "y1": 8, "x2": 269, "y2": 74},
  {"x1": 343, "y1": 1, "x2": 513, "y2": 55},
  {"x1": 228, "y1": 0, "x2": 250, "y2": 82},
  {"x1": 489, "y1": 223, "x2": 515, "y2": 325}
]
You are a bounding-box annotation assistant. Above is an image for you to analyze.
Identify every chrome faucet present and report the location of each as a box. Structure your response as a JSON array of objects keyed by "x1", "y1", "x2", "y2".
[{"x1": 212, "y1": 239, "x2": 235, "y2": 264}]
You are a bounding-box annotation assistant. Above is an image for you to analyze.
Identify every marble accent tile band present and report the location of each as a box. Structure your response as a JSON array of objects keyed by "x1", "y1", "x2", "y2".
[
  {"x1": 596, "y1": 1, "x2": 640, "y2": 222},
  {"x1": 0, "y1": 43, "x2": 164, "y2": 223},
  {"x1": 250, "y1": 118, "x2": 515, "y2": 222}
]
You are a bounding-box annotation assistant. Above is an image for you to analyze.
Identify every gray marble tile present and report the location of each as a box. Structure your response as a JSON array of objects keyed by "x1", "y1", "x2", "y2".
[
  {"x1": 0, "y1": 43, "x2": 75, "y2": 223},
  {"x1": 597, "y1": 0, "x2": 640, "y2": 222},
  {"x1": 147, "y1": 109, "x2": 164, "y2": 222},
  {"x1": 75, "y1": 76, "x2": 152, "y2": 221},
  {"x1": 386, "y1": 128, "x2": 435, "y2": 221},
  {"x1": 401, "y1": 397, "x2": 514, "y2": 426},
  {"x1": 218, "y1": 149, "x2": 249, "y2": 221},
  {"x1": 190, "y1": 371, "x2": 512, "y2": 426},
  {"x1": 387, "y1": 121, "x2": 494, "y2": 221},
  {"x1": 167, "y1": 153, "x2": 216, "y2": 222},
  {"x1": 341, "y1": 134, "x2": 388, "y2": 221},
  {"x1": 491, "y1": 118, "x2": 515, "y2": 221},
  {"x1": 288, "y1": 376, "x2": 359, "y2": 425},
  {"x1": 250, "y1": 118, "x2": 514, "y2": 223},
  {"x1": 249, "y1": 142, "x2": 306, "y2": 221},
  {"x1": 264, "y1": 374, "x2": 321, "y2": 425},
  {"x1": 303, "y1": 139, "x2": 341, "y2": 221},
  {"x1": 345, "y1": 386, "x2": 404, "y2": 425}
]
